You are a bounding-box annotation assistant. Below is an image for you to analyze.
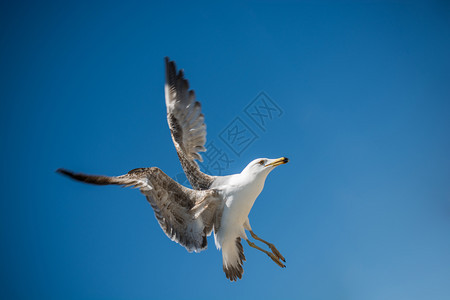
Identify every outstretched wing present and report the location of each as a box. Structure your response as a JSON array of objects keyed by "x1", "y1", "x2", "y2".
[
  {"x1": 57, "y1": 167, "x2": 222, "y2": 252},
  {"x1": 165, "y1": 57, "x2": 215, "y2": 190}
]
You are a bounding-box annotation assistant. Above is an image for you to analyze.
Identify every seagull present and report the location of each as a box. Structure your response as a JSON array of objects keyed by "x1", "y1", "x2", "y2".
[{"x1": 57, "y1": 57, "x2": 289, "y2": 281}]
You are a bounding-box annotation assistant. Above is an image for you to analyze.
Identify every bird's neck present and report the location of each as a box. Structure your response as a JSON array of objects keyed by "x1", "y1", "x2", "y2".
[{"x1": 237, "y1": 172, "x2": 267, "y2": 198}]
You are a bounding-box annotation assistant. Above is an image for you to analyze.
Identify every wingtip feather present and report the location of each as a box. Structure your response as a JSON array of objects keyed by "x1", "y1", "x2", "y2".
[{"x1": 56, "y1": 168, "x2": 73, "y2": 176}]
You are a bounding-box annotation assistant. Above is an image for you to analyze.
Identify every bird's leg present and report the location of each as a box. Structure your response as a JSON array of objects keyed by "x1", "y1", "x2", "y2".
[
  {"x1": 249, "y1": 230, "x2": 286, "y2": 262},
  {"x1": 245, "y1": 239, "x2": 286, "y2": 268}
]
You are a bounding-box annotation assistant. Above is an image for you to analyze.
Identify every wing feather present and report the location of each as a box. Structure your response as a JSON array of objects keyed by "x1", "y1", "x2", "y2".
[
  {"x1": 57, "y1": 167, "x2": 222, "y2": 252},
  {"x1": 164, "y1": 57, "x2": 215, "y2": 190}
]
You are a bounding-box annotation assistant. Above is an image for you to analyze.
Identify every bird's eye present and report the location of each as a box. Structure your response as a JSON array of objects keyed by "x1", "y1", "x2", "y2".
[{"x1": 258, "y1": 160, "x2": 265, "y2": 165}]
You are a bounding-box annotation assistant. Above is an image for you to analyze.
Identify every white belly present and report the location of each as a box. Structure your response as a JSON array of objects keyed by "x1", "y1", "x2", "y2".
[{"x1": 212, "y1": 175, "x2": 265, "y2": 249}]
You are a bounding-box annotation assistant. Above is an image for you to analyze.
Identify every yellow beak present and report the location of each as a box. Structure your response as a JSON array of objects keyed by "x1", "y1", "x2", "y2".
[{"x1": 265, "y1": 157, "x2": 289, "y2": 167}]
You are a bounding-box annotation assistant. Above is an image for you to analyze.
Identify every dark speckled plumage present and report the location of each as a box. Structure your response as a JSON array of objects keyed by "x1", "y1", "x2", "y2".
[
  {"x1": 164, "y1": 57, "x2": 216, "y2": 190},
  {"x1": 57, "y1": 167, "x2": 222, "y2": 253}
]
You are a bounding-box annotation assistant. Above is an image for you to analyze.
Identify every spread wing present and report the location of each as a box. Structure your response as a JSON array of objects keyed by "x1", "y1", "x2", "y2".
[
  {"x1": 57, "y1": 167, "x2": 222, "y2": 252},
  {"x1": 165, "y1": 57, "x2": 215, "y2": 190}
]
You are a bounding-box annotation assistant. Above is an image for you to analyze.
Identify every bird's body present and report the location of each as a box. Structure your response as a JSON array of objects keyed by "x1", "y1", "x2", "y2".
[
  {"x1": 214, "y1": 167, "x2": 265, "y2": 245},
  {"x1": 212, "y1": 169, "x2": 266, "y2": 274},
  {"x1": 58, "y1": 58, "x2": 289, "y2": 281}
]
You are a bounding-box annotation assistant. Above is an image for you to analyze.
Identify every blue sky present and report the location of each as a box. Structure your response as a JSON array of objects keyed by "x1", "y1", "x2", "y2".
[{"x1": 1, "y1": 0, "x2": 450, "y2": 299}]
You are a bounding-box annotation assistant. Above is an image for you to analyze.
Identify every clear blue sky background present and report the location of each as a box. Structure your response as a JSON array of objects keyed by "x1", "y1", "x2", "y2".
[{"x1": 1, "y1": 0, "x2": 449, "y2": 299}]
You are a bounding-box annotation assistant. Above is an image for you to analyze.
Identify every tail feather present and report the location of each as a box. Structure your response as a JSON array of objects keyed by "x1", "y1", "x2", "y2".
[{"x1": 222, "y1": 237, "x2": 246, "y2": 281}]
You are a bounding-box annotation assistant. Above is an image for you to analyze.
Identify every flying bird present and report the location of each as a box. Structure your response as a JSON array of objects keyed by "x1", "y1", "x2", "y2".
[{"x1": 57, "y1": 57, "x2": 289, "y2": 281}]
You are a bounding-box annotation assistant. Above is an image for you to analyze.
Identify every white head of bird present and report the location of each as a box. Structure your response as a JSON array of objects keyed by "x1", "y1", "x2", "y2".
[
  {"x1": 238, "y1": 157, "x2": 289, "y2": 190},
  {"x1": 241, "y1": 157, "x2": 289, "y2": 176}
]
